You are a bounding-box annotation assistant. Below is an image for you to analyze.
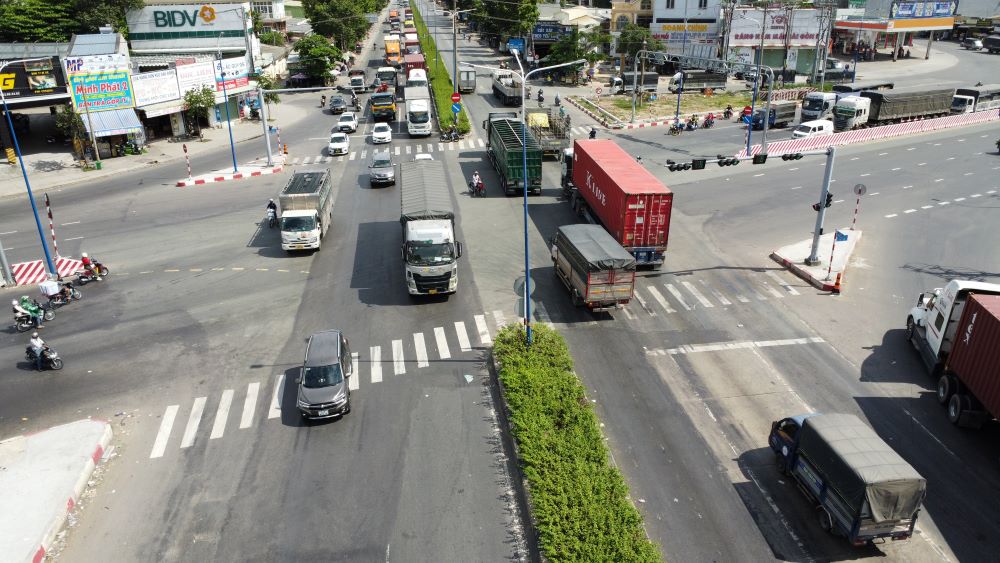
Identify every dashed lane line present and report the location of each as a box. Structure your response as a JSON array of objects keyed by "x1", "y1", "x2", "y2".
[
  {"x1": 269, "y1": 374, "x2": 284, "y2": 418},
  {"x1": 646, "y1": 336, "x2": 826, "y2": 356}
]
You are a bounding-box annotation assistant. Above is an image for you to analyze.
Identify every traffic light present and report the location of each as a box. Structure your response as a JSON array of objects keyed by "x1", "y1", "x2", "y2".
[
  {"x1": 752, "y1": 153, "x2": 768, "y2": 165},
  {"x1": 812, "y1": 202, "x2": 821, "y2": 212},
  {"x1": 825, "y1": 192, "x2": 834, "y2": 208},
  {"x1": 717, "y1": 155, "x2": 740, "y2": 167},
  {"x1": 781, "y1": 153, "x2": 804, "y2": 161},
  {"x1": 666, "y1": 159, "x2": 692, "y2": 172},
  {"x1": 691, "y1": 158, "x2": 706, "y2": 170}
]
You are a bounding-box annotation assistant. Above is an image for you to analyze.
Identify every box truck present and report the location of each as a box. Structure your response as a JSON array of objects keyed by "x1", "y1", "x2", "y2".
[
  {"x1": 399, "y1": 161, "x2": 462, "y2": 295},
  {"x1": 278, "y1": 171, "x2": 333, "y2": 252},
  {"x1": 550, "y1": 224, "x2": 636, "y2": 311},
  {"x1": 833, "y1": 87, "x2": 954, "y2": 131}
]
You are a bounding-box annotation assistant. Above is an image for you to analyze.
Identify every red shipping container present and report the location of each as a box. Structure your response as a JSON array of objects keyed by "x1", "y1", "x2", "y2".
[
  {"x1": 947, "y1": 293, "x2": 1000, "y2": 419},
  {"x1": 571, "y1": 139, "x2": 673, "y2": 265},
  {"x1": 403, "y1": 54, "x2": 426, "y2": 73}
]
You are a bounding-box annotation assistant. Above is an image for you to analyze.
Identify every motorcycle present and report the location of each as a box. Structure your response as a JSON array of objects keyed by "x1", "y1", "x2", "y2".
[
  {"x1": 266, "y1": 207, "x2": 278, "y2": 228},
  {"x1": 47, "y1": 284, "x2": 82, "y2": 309},
  {"x1": 668, "y1": 122, "x2": 682, "y2": 136},
  {"x1": 685, "y1": 119, "x2": 699, "y2": 131},
  {"x1": 723, "y1": 108, "x2": 733, "y2": 119},
  {"x1": 440, "y1": 130, "x2": 460, "y2": 143},
  {"x1": 589, "y1": 129, "x2": 597, "y2": 139},
  {"x1": 14, "y1": 308, "x2": 55, "y2": 333},
  {"x1": 554, "y1": 94, "x2": 561, "y2": 106},
  {"x1": 75, "y1": 262, "x2": 109, "y2": 285},
  {"x1": 702, "y1": 117, "x2": 715, "y2": 129},
  {"x1": 468, "y1": 179, "x2": 486, "y2": 197},
  {"x1": 26, "y1": 345, "x2": 63, "y2": 371}
]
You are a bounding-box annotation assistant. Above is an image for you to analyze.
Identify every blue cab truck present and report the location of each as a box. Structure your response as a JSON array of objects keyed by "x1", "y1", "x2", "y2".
[
  {"x1": 751, "y1": 99, "x2": 797, "y2": 130},
  {"x1": 768, "y1": 413, "x2": 926, "y2": 546}
]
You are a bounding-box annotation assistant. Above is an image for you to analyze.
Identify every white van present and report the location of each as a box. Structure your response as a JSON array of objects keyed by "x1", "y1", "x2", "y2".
[{"x1": 792, "y1": 119, "x2": 834, "y2": 139}]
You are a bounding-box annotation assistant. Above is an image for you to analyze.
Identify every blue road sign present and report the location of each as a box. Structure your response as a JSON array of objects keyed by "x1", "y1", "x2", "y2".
[{"x1": 452, "y1": 102, "x2": 462, "y2": 113}]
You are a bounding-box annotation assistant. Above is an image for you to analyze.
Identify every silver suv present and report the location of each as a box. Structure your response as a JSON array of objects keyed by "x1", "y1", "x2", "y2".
[
  {"x1": 369, "y1": 149, "x2": 396, "y2": 187},
  {"x1": 297, "y1": 330, "x2": 352, "y2": 420}
]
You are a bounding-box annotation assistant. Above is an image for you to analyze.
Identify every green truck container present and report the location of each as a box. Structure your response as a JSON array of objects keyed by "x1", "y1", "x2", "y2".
[{"x1": 483, "y1": 112, "x2": 542, "y2": 196}]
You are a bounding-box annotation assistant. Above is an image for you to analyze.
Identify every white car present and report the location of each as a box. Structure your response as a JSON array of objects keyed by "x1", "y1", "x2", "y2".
[
  {"x1": 337, "y1": 112, "x2": 358, "y2": 133},
  {"x1": 413, "y1": 153, "x2": 434, "y2": 161},
  {"x1": 328, "y1": 133, "x2": 350, "y2": 156},
  {"x1": 371, "y1": 123, "x2": 393, "y2": 144}
]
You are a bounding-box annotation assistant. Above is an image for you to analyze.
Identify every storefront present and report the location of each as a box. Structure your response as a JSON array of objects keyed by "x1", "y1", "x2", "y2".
[
  {"x1": 834, "y1": 1, "x2": 957, "y2": 61},
  {"x1": 79, "y1": 107, "x2": 145, "y2": 158}
]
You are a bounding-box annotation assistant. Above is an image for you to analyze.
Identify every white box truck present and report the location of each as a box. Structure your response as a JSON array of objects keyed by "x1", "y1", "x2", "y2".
[
  {"x1": 399, "y1": 161, "x2": 462, "y2": 295},
  {"x1": 404, "y1": 86, "x2": 432, "y2": 136},
  {"x1": 278, "y1": 171, "x2": 333, "y2": 251}
]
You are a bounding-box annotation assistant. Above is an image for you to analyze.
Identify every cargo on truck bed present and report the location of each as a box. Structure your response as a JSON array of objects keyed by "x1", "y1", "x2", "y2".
[{"x1": 551, "y1": 224, "x2": 635, "y2": 311}]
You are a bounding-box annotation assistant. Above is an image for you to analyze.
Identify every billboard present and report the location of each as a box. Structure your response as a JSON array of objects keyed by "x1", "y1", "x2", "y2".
[
  {"x1": 214, "y1": 56, "x2": 250, "y2": 90},
  {"x1": 650, "y1": 22, "x2": 720, "y2": 45},
  {"x1": 532, "y1": 22, "x2": 574, "y2": 42},
  {"x1": 175, "y1": 61, "x2": 216, "y2": 94},
  {"x1": 0, "y1": 57, "x2": 68, "y2": 100},
  {"x1": 890, "y1": 1, "x2": 958, "y2": 18},
  {"x1": 66, "y1": 70, "x2": 135, "y2": 111},
  {"x1": 728, "y1": 9, "x2": 821, "y2": 48},
  {"x1": 132, "y1": 69, "x2": 181, "y2": 107},
  {"x1": 127, "y1": 4, "x2": 251, "y2": 52},
  {"x1": 63, "y1": 53, "x2": 129, "y2": 74}
]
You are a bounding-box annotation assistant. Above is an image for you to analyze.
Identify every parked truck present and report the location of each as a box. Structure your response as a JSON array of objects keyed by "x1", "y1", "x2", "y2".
[
  {"x1": 906, "y1": 280, "x2": 1000, "y2": 428},
  {"x1": 404, "y1": 86, "x2": 431, "y2": 136},
  {"x1": 483, "y1": 112, "x2": 542, "y2": 195},
  {"x1": 278, "y1": 170, "x2": 333, "y2": 252},
  {"x1": 492, "y1": 70, "x2": 522, "y2": 106},
  {"x1": 458, "y1": 69, "x2": 477, "y2": 93},
  {"x1": 983, "y1": 35, "x2": 1000, "y2": 54},
  {"x1": 524, "y1": 107, "x2": 571, "y2": 157},
  {"x1": 833, "y1": 87, "x2": 954, "y2": 131},
  {"x1": 751, "y1": 100, "x2": 797, "y2": 129},
  {"x1": 951, "y1": 84, "x2": 1000, "y2": 113},
  {"x1": 399, "y1": 161, "x2": 462, "y2": 295},
  {"x1": 768, "y1": 413, "x2": 926, "y2": 545},
  {"x1": 348, "y1": 69, "x2": 368, "y2": 93},
  {"x1": 668, "y1": 69, "x2": 728, "y2": 93},
  {"x1": 609, "y1": 71, "x2": 659, "y2": 94},
  {"x1": 568, "y1": 139, "x2": 672, "y2": 268},
  {"x1": 550, "y1": 224, "x2": 636, "y2": 311},
  {"x1": 800, "y1": 91, "x2": 838, "y2": 121}
]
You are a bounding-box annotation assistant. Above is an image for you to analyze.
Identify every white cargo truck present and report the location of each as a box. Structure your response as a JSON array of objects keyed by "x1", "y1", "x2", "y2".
[
  {"x1": 399, "y1": 161, "x2": 462, "y2": 295},
  {"x1": 278, "y1": 171, "x2": 333, "y2": 252},
  {"x1": 404, "y1": 86, "x2": 432, "y2": 136}
]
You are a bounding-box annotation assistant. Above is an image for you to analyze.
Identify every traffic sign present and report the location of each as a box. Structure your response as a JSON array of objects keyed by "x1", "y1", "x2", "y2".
[
  {"x1": 853, "y1": 183, "x2": 867, "y2": 196},
  {"x1": 452, "y1": 102, "x2": 461, "y2": 113},
  {"x1": 451, "y1": 92, "x2": 461, "y2": 103},
  {"x1": 595, "y1": 87, "x2": 602, "y2": 95}
]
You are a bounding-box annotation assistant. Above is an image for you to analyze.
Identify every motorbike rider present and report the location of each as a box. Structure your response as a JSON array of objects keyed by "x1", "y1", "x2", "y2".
[
  {"x1": 471, "y1": 170, "x2": 482, "y2": 191},
  {"x1": 28, "y1": 332, "x2": 46, "y2": 371},
  {"x1": 321, "y1": 95, "x2": 327, "y2": 107},
  {"x1": 589, "y1": 127, "x2": 597, "y2": 139},
  {"x1": 14, "y1": 296, "x2": 44, "y2": 328},
  {"x1": 81, "y1": 252, "x2": 101, "y2": 281},
  {"x1": 554, "y1": 93, "x2": 561, "y2": 106},
  {"x1": 724, "y1": 104, "x2": 734, "y2": 119},
  {"x1": 266, "y1": 198, "x2": 278, "y2": 215},
  {"x1": 705, "y1": 112, "x2": 716, "y2": 127}
]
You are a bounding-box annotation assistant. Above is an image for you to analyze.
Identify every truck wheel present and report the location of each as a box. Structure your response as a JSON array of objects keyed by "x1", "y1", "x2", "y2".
[
  {"x1": 936, "y1": 374, "x2": 956, "y2": 405},
  {"x1": 817, "y1": 507, "x2": 834, "y2": 533},
  {"x1": 947, "y1": 393, "x2": 970, "y2": 426}
]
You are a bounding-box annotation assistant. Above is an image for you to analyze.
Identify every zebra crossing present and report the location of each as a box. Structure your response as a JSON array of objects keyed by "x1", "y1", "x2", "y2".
[
  {"x1": 287, "y1": 137, "x2": 488, "y2": 167},
  {"x1": 147, "y1": 310, "x2": 512, "y2": 459}
]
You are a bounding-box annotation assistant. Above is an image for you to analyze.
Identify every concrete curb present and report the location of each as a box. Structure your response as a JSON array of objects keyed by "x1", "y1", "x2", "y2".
[
  {"x1": 770, "y1": 229, "x2": 862, "y2": 294},
  {"x1": 30, "y1": 420, "x2": 112, "y2": 563},
  {"x1": 770, "y1": 251, "x2": 838, "y2": 292},
  {"x1": 176, "y1": 164, "x2": 284, "y2": 187}
]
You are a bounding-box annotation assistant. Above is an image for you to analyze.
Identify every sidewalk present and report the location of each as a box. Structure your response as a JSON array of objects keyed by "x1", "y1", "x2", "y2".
[
  {"x1": 771, "y1": 229, "x2": 862, "y2": 293},
  {"x1": 0, "y1": 419, "x2": 112, "y2": 563}
]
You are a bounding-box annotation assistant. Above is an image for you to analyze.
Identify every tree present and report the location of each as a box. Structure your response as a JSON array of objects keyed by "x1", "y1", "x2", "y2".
[
  {"x1": 302, "y1": 0, "x2": 371, "y2": 49},
  {"x1": 183, "y1": 86, "x2": 217, "y2": 138},
  {"x1": 0, "y1": 0, "x2": 74, "y2": 42},
  {"x1": 54, "y1": 105, "x2": 87, "y2": 156},
  {"x1": 293, "y1": 34, "x2": 341, "y2": 84},
  {"x1": 548, "y1": 27, "x2": 611, "y2": 67},
  {"x1": 616, "y1": 24, "x2": 663, "y2": 70},
  {"x1": 259, "y1": 30, "x2": 286, "y2": 46},
  {"x1": 475, "y1": 0, "x2": 537, "y2": 40},
  {"x1": 255, "y1": 74, "x2": 281, "y2": 114},
  {"x1": 73, "y1": 0, "x2": 145, "y2": 38}
]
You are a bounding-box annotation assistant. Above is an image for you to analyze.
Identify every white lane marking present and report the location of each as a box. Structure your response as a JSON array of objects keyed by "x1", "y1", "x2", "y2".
[
  {"x1": 150, "y1": 405, "x2": 179, "y2": 458},
  {"x1": 834, "y1": 199, "x2": 845, "y2": 204},
  {"x1": 448, "y1": 142, "x2": 456, "y2": 151},
  {"x1": 904, "y1": 209, "x2": 917, "y2": 214},
  {"x1": 394, "y1": 146, "x2": 400, "y2": 155},
  {"x1": 988, "y1": 190, "x2": 998, "y2": 194},
  {"x1": 885, "y1": 213, "x2": 898, "y2": 218},
  {"x1": 454, "y1": 321, "x2": 472, "y2": 352},
  {"x1": 970, "y1": 193, "x2": 982, "y2": 198},
  {"x1": 788, "y1": 167, "x2": 799, "y2": 171},
  {"x1": 414, "y1": 333, "x2": 429, "y2": 367},
  {"x1": 870, "y1": 192, "x2": 879, "y2": 195},
  {"x1": 766, "y1": 271, "x2": 800, "y2": 295},
  {"x1": 349, "y1": 152, "x2": 357, "y2": 161},
  {"x1": 240, "y1": 382, "x2": 259, "y2": 429},
  {"x1": 180, "y1": 398, "x2": 207, "y2": 449},
  {"x1": 493, "y1": 310, "x2": 507, "y2": 328},
  {"x1": 934, "y1": 178, "x2": 944, "y2": 182},
  {"x1": 753, "y1": 173, "x2": 764, "y2": 177},
  {"x1": 700, "y1": 279, "x2": 731, "y2": 306},
  {"x1": 891, "y1": 167, "x2": 901, "y2": 171},
  {"x1": 425, "y1": 143, "x2": 433, "y2": 152},
  {"x1": 917, "y1": 162, "x2": 926, "y2": 166},
  {"x1": 622, "y1": 306, "x2": 636, "y2": 319},
  {"x1": 859, "y1": 173, "x2": 870, "y2": 177},
  {"x1": 268, "y1": 374, "x2": 284, "y2": 418},
  {"x1": 405, "y1": 145, "x2": 412, "y2": 154},
  {"x1": 415, "y1": 144, "x2": 423, "y2": 153},
  {"x1": 850, "y1": 157, "x2": 859, "y2": 161},
  {"x1": 370, "y1": 346, "x2": 383, "y2": 383},
  {"x1": 646, "y1": 336, "x2": 825, "y2": 356},
  {"x1": 902, "y1": 185, "x2": 912, "y2": 189},
  {"x1": 458, "y1": 140, "x2": 467, "y2": 150},
  {"x1": 938, "y1": 201, "x2": 950, "y2": 206},
  {"x1": 921, "y1": 205, "x2": 933, "y2": 209},
  {"x1": 302, "y1": 156, "x2": 313, "y2": 164},
  {"x1": 633, "y1": 290, "x2": 657, "y2": 316},
  {"x1": 665, "y1": 284, "x2": 692, "y2": 311},
  {"x1": 878, "y1": 152, "x2": 888, "y2": 156},
  {"x1": 349, "y1": 352, "x2": 360, "y2": 389},
  {"x1": 907, "y1": 147, "x2": 916, "y2": 151},
  {"x1": 359, "y1": 150, "x2": 366, "y2": 159},
  {"x1": 478, "y1": 138, "x2": 486, "y2": 147},
  {"x1": 438, "y1": 142, "x2": 445, "y2": 151},
  {"x1": 954, "y1": 197, "x2": 966, "y2": 202},
  {"x1": 790, "y1": 186, "x2": 802, "y2": 190},
  {"x1": 434, "y1": 326, "x2": 451, "y2": 359},
  {"x1": 682, "y1": 281, "x2": 713, "y2": 308},
  {"x1": 210, "y1": 390, "x2": 234, "y2": 440},
  {"x1": 393, "y1": 339, "x2": 406, "y2": 375},
  {"x1": 61, "y1": 221, "x2": 80, "y2": 226},
  {"x1": 759, "y1": 279, "x2": 785, "y2": 298},
  {"x1": 65, "y1": 236, "x2": 84, "y2": 241},
  {"x1": 646, "y1": 285, "x2": 676, "y2": 313},
  {"x1": 964, "y1": 172, "x2": 974, "y2": 176},
  {"x1": 475, "y1": 314, "x2": 492, "y2": 345},
  {"x1": 0, "y1": 230, "x2": 16, "y2": 235}
]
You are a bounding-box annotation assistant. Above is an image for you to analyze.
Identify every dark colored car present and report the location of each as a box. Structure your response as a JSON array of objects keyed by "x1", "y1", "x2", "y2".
[
  {"x1": 296, "y1": 330, "x2": 353, "y2": 420},
  {"x1": 328, "y1": 96, "x2": 347, "y2": 114}
]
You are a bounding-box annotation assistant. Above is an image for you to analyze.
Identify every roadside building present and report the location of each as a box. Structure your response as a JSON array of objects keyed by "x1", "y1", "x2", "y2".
[
  {"x1": 650, "y1": 0, "x2": 723, "y2": 58},
  {"x1": 833, "y1": 0, "x2": 958, "y2": 61},
  {"x1": 0, "y1": 42, "x2": 71, "y2": 164}
]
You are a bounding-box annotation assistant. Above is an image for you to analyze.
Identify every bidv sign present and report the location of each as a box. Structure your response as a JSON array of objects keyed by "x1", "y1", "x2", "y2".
[{"x1": 154, "y1": 5, "x2": 217, "y2": 28}]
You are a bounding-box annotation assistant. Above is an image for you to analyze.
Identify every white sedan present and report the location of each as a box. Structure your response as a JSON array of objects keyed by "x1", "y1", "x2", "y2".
[
  {"x1": 337, "y1": 112, "x2": 358, "y2": 133},
  {"x1": 371, "y1": 123, "x2": 393, "y2": 144},
  {"x1": 328, "y1": 132, "x2": 350, "y2": 156}
]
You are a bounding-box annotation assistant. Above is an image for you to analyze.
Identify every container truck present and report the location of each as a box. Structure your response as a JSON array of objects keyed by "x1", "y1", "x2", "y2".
[
  {"x1": 384, "y1": 35, "x2": 402, "y2": 68},
  {"x1": 833, "y1": 87, "x2": 954, "y2": 131},
  {"x1": 399, "y1": 161, "x2": 463, "y2": 295},
  {"x1": 483, "y1": 112, "x2": 542, "y2": 196},
  {"x1": 492, "y1": 70, "x2": 523, "y2": 106},
  {"x1": 404, "y1": 86, "x2": 431, "y2": 136},
  {"x1": 458, "y1": 69, "x2": 477, "y2": 93},
  {"x1": 668, "y1": 70, "x2": 728, "y2": 93},
  {"x1": 550, "y1": 224, "x2": 636, "y2": 311},
  {"x1": 569, "y1": 139, "x2": 672, "y2": 268},
  {"x1": 403, "y1": 53, "x2": 426, "y2": 75},
  {"x1": 801, "y1": 92, "x2": 838, "y2": 121},
  {"x1": 524, "y1": 107, "x2": 571, "y2": 157},
  {"x1": 768, "y1": 413, "x2": 926, "y2": 545},
  {"x1": 348, "y1": 69, "x2": 368, "y2": 93},
  {"x1": 906, "y1": 280, "x2": 1000, "y2": 428},
  {"x1": 278, "y1": 171, "x2": 333, "y2": 252},
  {"x1": 751, "y1": 100, "x2": 797, "y2": 129},
  {"x1": 951, "y1": 84, "x2": 1000, "y2": 113},
  {"x1": 608, "y1": 71, "x2": 659, "y2": 94}
]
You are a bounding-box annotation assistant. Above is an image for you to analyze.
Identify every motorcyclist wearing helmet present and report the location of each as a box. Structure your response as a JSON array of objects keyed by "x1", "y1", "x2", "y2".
[
  {"x1": 81, "y1": 252, "x2": 102, "y2": 281},
  {"x1": 589, "y1": 127, "x2": 597, "y2": 139},
  {"x1": 471, "y1": 170, "x2": 482, "y2": 189},
  {"x1": 29, "y1": 332, "x2": 45, "y2": 371},
  {"x1": 14, "y1": 296, "x2": 44, "y2": 328},
  {"x1": 266, "y1": 198, "x2": 277, "y2": 214}
]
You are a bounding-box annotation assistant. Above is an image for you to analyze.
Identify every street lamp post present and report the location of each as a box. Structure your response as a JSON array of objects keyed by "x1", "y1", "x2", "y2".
[
  {"x1": 217, "y1": 33, "x2": 239, "y2": 173},
  {"x1": 0, "y1": 57, "x2": 58, "y2": 275},
  {"x1": 463, "y1": 55, "x2": 585, "y2": 345}
]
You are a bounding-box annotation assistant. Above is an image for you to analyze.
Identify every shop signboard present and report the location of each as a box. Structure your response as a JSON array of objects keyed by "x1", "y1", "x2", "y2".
[
  {"x1": 650, "y1": 22, "x2": 720, "y2": 45},
  {"x1": 0, "y1": 56, "x2": 68, "y2": 100},
  {"x1": 889, "y1": 1, "x2": 958, "y2": 19},
  {"x1": 132, "y1": 69, "x2": 181, "y2": 106},
  {"x1": 175, "y1": 61, "x2": 216, "y2": 94},
  {"x1": 214, "y1": 56, "x2": 250, "y2": 90},
  {"x1": 127, "y1": 4, "x2": 250, "y2": 52},
  {"x1": 532, "y1": 22, "x2": 574, "y2": 42},
  {"x1": 66, "y1": 69, "x2": 135, "y2": 111}
]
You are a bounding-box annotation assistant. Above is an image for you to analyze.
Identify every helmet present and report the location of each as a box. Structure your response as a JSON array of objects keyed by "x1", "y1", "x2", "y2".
[
  {"x1": 12, "y1": 300, "x2": 17, "y2": 306},
  {"x1": 82, "y1": 252, "x2": 89, "y2": 258},
  {"x1": 21, "y1": 295, "x2": 28, "y2": 301},
  {"x1": 31, "y1": 332, "x2": 38, "y2": 338},
  {"x1": 269, "y1": 198, "x2": 274, "y2": 203}
]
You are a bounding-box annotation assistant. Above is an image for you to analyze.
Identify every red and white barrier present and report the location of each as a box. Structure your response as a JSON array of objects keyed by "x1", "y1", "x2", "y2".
[
  {"x1": 10, "y1": 256, "x2": 84, "y2": 286},
  {"x1": 176, "y1": 165, "x2": 283, "y2": 187}
]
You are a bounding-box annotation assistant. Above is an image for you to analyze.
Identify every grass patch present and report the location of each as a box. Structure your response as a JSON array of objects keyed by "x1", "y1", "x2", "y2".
[
  {"x1": 586, "y1": 86, "x2": 814, "y2": 121},
  {"x1": 493, "y1": 324, "x2": 661, "y2": 562},
  {"x1": 410, "y1": 3, "x2": 471, "y2": 134}
]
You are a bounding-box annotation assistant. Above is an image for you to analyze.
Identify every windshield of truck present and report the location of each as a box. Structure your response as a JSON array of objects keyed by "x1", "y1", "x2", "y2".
[
  {"x1": 281, "y1": 216, "x2": 317, "y2": 232},
  {"x1": 408, "y1": 110, "x2": 429, "y2": 123},
  {"x1": 406, "y1": 241, "x2": 454, "y2": 265},
  {"x1": 377, "y1": 71, "x2": 396, "y2": 82},
  {"x1": 833, "y1": 106, "x2": 854, "y2": 118},
  {"x1": 372, "y1": 94, "x2": 394, "y2": 106},
  {"x1": 951, "y1": 97, "x2": 971, "y2": 111},
  {"x1": 803, "y1": 97, "x2": 824, "y2": 110}
]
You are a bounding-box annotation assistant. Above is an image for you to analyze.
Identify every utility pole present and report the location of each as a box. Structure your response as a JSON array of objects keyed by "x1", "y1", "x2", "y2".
[
  {"x1": 807, "y1": 146, "x2": 837, "y2": 265},
  {"x1": 452, "y1": 0, "x2": 458, "y2": 98},
  {"x1": 0, "y1": 236, "x2": 12, "y2": 286}
]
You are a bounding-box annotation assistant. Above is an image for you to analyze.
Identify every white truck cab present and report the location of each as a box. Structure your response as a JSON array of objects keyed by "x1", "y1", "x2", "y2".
[
  {"x1": 907, "y1": 280, "x2": 1000, "y2": 371},
  {"x1": 406, "y1": 68, "x2": 427, "y2": 88},
  {"x1": 403, "y1": 219, "x2": 460, "y2": 294},
  {"x1": 801, "y1": 92, "x2": 838, "y2": 121},
  {"x1": 832, "y1": 96, "x2": 870, "y2": 131}
]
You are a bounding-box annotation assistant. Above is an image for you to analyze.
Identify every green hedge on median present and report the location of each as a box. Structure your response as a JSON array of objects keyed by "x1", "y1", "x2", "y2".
[
  {"x1": 493, "y1": 324, "x2": 661, "y2": 562},
  {"x1": 410, "y1": 3, "x2": 471, "y2": 135}
]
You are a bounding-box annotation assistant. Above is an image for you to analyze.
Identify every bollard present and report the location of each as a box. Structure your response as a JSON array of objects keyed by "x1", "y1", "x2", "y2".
[{"x1": 183, "y1": 143, "x2": 192, "y2": 180}]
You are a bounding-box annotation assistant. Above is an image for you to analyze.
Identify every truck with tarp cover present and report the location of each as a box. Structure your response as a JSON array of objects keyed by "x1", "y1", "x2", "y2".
[
  {"x1": 768, "y1": 413, "x2": 926, "y2": 545},
  {"x1": 550, "y1": 224, "x2": 635, "y2": 311},
  {"x1": 483, "y1": 112, "x2": 542, "y2": 196},
  {"x1": 524, "y1": 107, "x2": 571, "y2": 157},
  {"x1": 399, "y1": 161, "x2": 462, "y2": 295}
]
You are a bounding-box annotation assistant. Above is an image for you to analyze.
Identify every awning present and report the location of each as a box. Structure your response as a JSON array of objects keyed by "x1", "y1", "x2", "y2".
[{"x1": 82, "y1": 108, "x2": 144, "y2": 137}]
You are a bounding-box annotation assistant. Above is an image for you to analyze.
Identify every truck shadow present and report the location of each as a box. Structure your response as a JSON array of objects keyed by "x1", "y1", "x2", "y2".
[
  {"x1": 857, "y1": 329, "x2": 932, "y2": 389},
  {"x1": 351, "y1": 220, "x2": 450, "y2": 307}
]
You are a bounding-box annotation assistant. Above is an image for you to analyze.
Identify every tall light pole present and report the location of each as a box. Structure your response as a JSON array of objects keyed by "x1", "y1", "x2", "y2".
[
  {"x1": 0, "y1": 57, "x2": 57, "y2": 275},
  {"x1": 463, "y1": 55, "x2": 585, "y2": 345},
  {"x1": 218, "y1": 33, "x2": 239, "y2": 173}
]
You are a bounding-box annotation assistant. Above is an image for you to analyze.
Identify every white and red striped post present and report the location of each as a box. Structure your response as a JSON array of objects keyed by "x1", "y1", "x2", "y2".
[
  {"x1": 826, "y1": 233, "x2": 839, "y2": 280},
  {"x1": 44, "y1": 193, "x2": 59, "y2": 258},
  {"x1": 275, "y1": 127, "x2": 282, "y2": 154},
  {"x1": 851, "y1": 195, "x2": 862, "y2": 230},
  {"x1": 183, "y1": 143, "x2": 192, "y2": 180}
]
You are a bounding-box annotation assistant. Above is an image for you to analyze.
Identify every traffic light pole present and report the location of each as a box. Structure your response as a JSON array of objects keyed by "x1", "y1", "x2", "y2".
[{"x1": 806, "y1": 145, "x2": 837, "y2": 265}]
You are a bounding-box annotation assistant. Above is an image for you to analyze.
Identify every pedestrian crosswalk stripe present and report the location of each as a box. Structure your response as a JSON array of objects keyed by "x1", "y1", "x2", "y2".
[
  {"x1": 394, "y1": 146, "x2": 401, "y2": 155},
  {"x1": 415, "y1": 144, "x2": 423, "y2": 153},
  {"x1": 150, "y1": 405, "x2": 179, "y2": 459},
  {"x1": 413, "y1": 333, "x2": 429, "y2": 367},
  {"x1": 370, "y1": 345, "x2": 383, "y2": 383},
  {"x1": 302, "y1": 156, "x2": 313, "y2": 165},
  {"x1": 405, "y1": 145, "x2": 412, "y2": 154},
  {"x1": 665, "y1": 284, "x2": 692, "y2": 311},
  {"x1": 324, "y1": 156, "x2": 332, "y2": 163},
  {"x1": 350, "y1": 352, "x2": 360, "y2": 390},
  {"x1": 210, "y1": 389, "x2": 234, "y2": 440},
  {"x1": 622, "y1": 306, "x2": 636, "y2": 319},
  {"x1": 426, "y1": 143, "x2": 434, "y2": 152},
  {"x1": 646, "y1": 285, "x2": 676, "y2": 313},
  {"x1": 240, "y1": 382, "x2": 259, "y2": 429},
  {"x1": 766, "y1": 271, "x2": 800, "y2": 295},
  {"x1": 455, "y1": 321, "x2": 472, "y2": 352},
  {"x1": 458, "y1": 140, "x2": 467, "y2": 150},
  {"x1": 534, "y1": 300, "x2": 552, "y2": 323},
  {"x1": 392, "y1": 339, "x2": 406, "y2": 375},
  {"x1": 700, "y1": 279, "x2": 731, "y2": 306},
  {"x1": 477, "y1": 138, "x2": 485, "y2": 147},
  {"x1": 180, "y1": 397, "x2": 207, "y2": 448},
  {"x1": 434, "y1": 326, "x2": 451, "y2": 359},
  {"x1": 493, "y1": 310, "x2": 506, "y2": 329},
  {"x1": 759, "y1": 279, "x2": 784, "y2": 299},
  {"x1": 268, "y1": 374, "x2": 283, "y2": 418},
  {"x1": 633, "y1": 291, "x2": 657, "y2": 316},
  {"x1": 474, "y1": 314, "x2": 492, "y2": 345},
  {"x1": 360, "y1": 150, "x2": 367, "y2": 160},
  {"x1": 290, "y1": 157, "x2": 301, "y2": 165},
  {"x1": 448, "y1": 142, "x2": 456, "y2": 151},
  {"x1": 438, "y1": 142, "x2": 445, "y2": 151},
  {"x1": 682, "y1": 281, "x2": 714, "y2": 308},
  {"x1": 349, "y1": 151, "x2": 357, "y2": 161}
]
